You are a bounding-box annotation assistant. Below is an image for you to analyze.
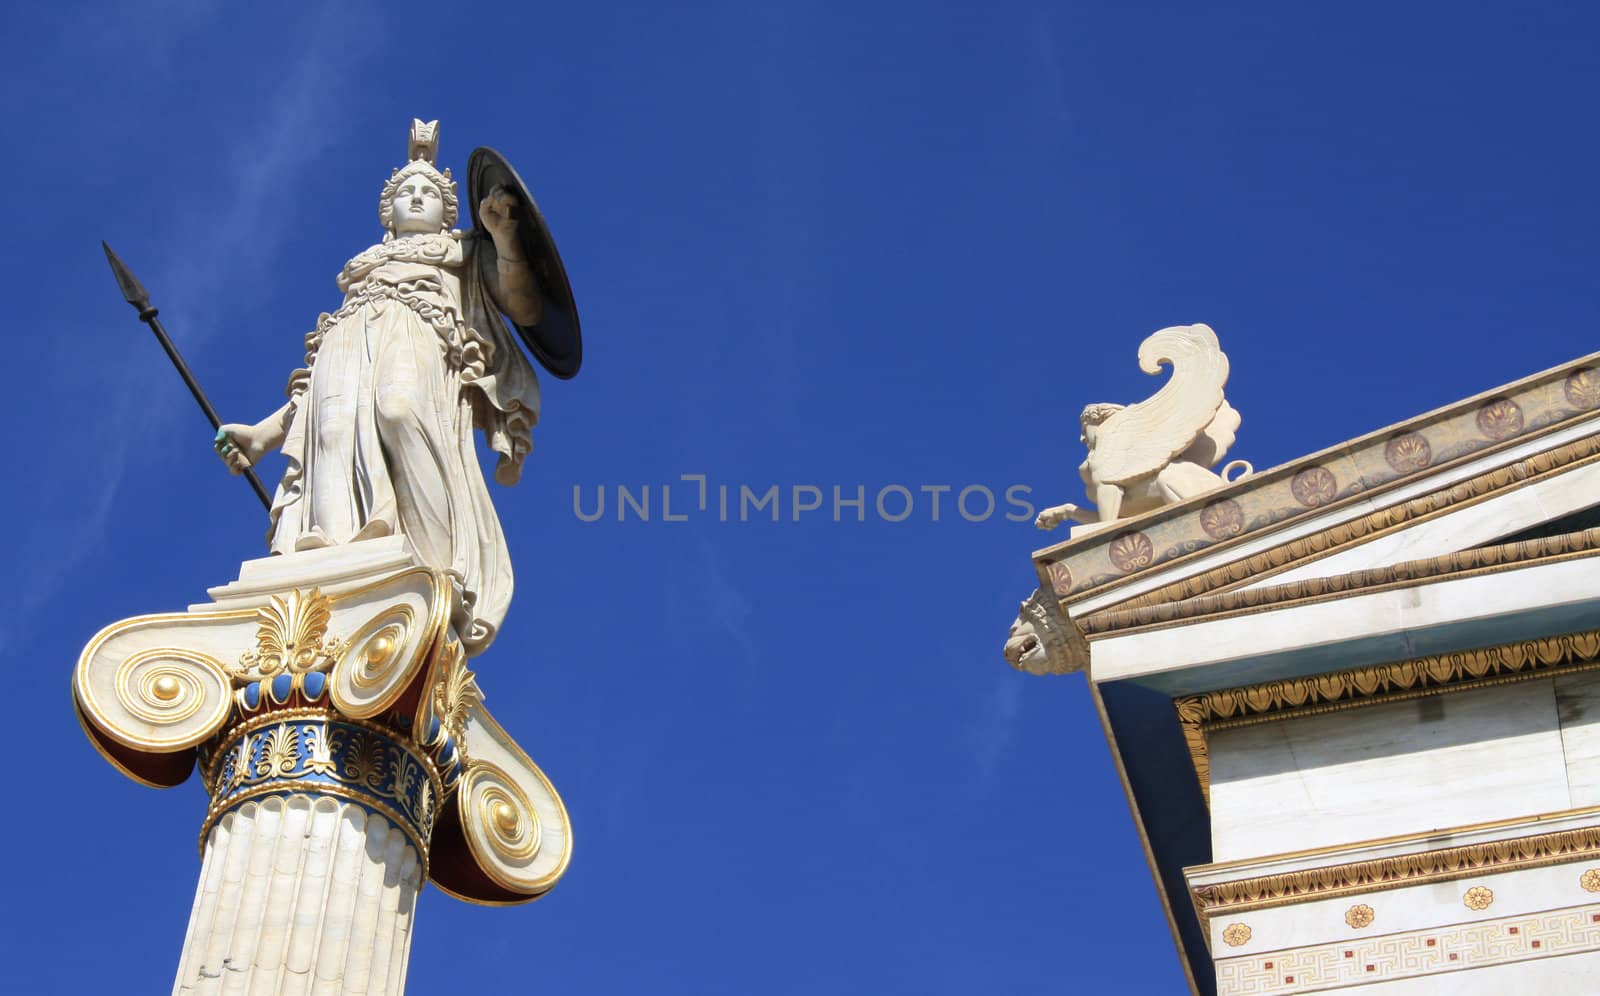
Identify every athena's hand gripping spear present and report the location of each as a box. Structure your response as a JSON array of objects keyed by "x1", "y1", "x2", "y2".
[{"x1": 101, "y1": 241, "x2": 274, "y2": 510}]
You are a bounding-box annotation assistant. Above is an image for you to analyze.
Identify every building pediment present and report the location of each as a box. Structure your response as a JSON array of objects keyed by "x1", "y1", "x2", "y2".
[{"x1": 1035, "y1": 352, "x2": 1600, "y2": 676}]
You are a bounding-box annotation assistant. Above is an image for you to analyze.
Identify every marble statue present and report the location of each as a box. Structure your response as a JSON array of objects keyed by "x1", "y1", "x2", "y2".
[
  {"x1": 1035, "y1": 323, "x2": 1251, "y2": 536},
  {"x1": 215, "y1": 120, "x2": 574, "y2": 656},
  {"x1": 79, "y1": 120, "x2": 583, "y2": 990}
]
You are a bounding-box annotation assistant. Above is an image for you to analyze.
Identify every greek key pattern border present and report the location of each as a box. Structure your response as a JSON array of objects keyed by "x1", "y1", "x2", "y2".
[{"x1": 1217, "y1": 902, "x2": 1600, "y2": 994}]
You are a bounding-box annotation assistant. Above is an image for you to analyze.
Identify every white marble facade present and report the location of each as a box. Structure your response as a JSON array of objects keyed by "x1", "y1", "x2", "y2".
[
  {"x1": 1185, "y1": 671, "x2": 1600, "y2": 994},
  {"x1": 1015, "y1": 350, "x2": 1600, "y2": 993}
]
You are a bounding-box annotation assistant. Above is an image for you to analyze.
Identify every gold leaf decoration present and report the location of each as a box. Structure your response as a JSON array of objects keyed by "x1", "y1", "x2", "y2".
[
  {"x1": 1192, "y1": 826, "x2": 1600, "y2": 917},
  {"x1": 233, "y1": 588, "x2": 344, "y2": 680},
  {"x1": 303, "y1": 725, "x2": 336, "y2": 776},
  {"x1": 431, "y1": 639, "x2": 481, "y2": 756},
  {"x1": 254, "y1": 723, "x2": 299, "y2": 779}
]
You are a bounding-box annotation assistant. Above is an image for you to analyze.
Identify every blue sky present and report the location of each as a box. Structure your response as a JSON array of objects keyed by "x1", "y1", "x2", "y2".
[{"x1": 4, "y1": 2, "x2": 1599, "y2": 992}]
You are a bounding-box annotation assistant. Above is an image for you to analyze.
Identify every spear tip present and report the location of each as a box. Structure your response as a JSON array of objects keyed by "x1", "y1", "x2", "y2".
[{"x1": 101, "y1": 240, "x2": 151, "y2": 310}]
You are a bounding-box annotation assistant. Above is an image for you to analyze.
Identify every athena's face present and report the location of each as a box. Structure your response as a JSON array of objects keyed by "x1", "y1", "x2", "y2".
[{"x1": 390, "y1": 174, "x2": 445, "y2": 234}]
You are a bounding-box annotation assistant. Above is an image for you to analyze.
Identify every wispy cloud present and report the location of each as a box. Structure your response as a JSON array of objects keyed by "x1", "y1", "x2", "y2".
[
  {"x1": 971, "y1": 677, "x2": 1025, "y2": 781},
  {"x1": 694, "y1": 535, "x2": 758, "y2": 664},
  {"x1": 1030, "y1": 8, "x2": 1073, "y2": 127},
  {"x1": 0, "y1": 6, "x2": 381, "y2": 656},
  {"x1": 160, "y1": 7, "x2": 382, "y2": 336}
]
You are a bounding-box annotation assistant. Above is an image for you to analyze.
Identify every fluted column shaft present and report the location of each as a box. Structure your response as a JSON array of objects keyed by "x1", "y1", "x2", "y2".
[{"x1": 174, "y1": 795, "x2": 422, "y2": 996}]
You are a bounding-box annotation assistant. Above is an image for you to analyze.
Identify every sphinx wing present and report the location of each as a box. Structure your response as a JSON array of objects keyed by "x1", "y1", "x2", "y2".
[{"x1": 1091, "y1": 324, "x2": 1229, "y2": 487}]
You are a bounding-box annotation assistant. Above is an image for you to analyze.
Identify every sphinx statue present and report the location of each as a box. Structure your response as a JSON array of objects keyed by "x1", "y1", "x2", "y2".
[{"x1": 1036, "y1": 323, "x2": 1251, "y2": 537}]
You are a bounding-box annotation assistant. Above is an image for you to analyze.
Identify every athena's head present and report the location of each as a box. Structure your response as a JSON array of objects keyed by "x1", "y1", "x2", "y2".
[{"x1": 379, "y1": 159, "x2": 459, "y2": 237}]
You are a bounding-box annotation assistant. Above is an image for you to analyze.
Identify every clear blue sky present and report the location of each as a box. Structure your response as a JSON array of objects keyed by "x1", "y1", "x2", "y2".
[{"x1": 4, "y1": 2, "x2": 1598, "y2": 992}]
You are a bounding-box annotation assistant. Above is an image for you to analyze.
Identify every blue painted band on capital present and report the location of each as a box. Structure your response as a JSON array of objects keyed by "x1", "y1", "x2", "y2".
[{"x1": 210, "y1": 714, "x2": 443, "y2": 845}]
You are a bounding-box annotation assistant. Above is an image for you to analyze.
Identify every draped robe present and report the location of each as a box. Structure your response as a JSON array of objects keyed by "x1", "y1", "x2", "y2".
[{"x1": 268, "y1": 232, "x2": 541, "y2": 655}]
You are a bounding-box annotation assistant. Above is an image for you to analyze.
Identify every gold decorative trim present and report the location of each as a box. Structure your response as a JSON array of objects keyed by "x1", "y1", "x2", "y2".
[
  {"x1": 1582, "y1": 868, "x2": 1600, "y2": 893},
  {"x1": 424, "y1": 637, "x2": 479, "y2": 757},
  {"x1": 201, "y1": 706, "x2": 439, "y2": 790},
  {"x1": 329, "y1": 571, "x2": 450, "y2": 721},
  {"x1": 1345, "y1": 904, "x2": 1374, "y2": 929},
  {"x1": 1463, "y1": 886, "x2": 1494, "y2": 911},
  {"x1": 454, "y1": 706, "x2": 574, "y2": 898},
  {"x1": 1221, "y1": 923, "x2": 1251, "y2": 947},
  {"x1": 1085, "y1": 527, "x2": 1600, "y2": 636},
  {"x1": 197, "y1": 704, "x2": 445, "y2": 866},
  {"x1": 1176, "y1": 628, "x2": 1600, "y2": 805},
  {"x1": 75, "y1": 567, "x2": 449, "y2": 763},
  {"x1": 1096, "y1": 431, "x2": 1600, "y2": 614},
  {"x1": 1191, "y1": 824, "x2": 1600, "y2": 919}
]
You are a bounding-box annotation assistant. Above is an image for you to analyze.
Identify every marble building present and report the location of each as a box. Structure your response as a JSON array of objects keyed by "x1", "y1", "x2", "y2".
[{"x1": 1007, "y1": 328, "x2": 1600, "y2": 993}]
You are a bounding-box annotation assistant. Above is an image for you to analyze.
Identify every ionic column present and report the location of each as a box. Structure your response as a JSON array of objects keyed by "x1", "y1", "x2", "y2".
[
  {"x1": 169, "y1": 694, "x2": 442, "y2": 995},
  {"x1": 74, "y1": 547, "x2": 573, "y2": 994}
]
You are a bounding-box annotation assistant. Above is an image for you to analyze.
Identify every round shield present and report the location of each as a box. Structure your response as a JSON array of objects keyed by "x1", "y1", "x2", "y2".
[{"x1": 467, "y1": 146, "x2": 583, "y2": 380}]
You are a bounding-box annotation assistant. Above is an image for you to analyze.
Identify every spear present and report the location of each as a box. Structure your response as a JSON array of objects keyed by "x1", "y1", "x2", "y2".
[{"x1": 102, "y1": 241, "x2": 274, "y2": 510}]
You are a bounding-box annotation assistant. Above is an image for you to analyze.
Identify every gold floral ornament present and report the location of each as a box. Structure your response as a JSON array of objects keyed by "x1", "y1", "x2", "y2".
[
  {"x1": 1463, "y1": 886, "x2": 1494, "y2": 911},
  {"x1": 1345, "y1": 904, "x2": 1375, "y2": 929},
  {"x1": 1581, "y1": 868, "x2": 1600, "y2": 893},
  {"x1": 1221, "y1": 923, "x2": 1251, "y2": 947},
  {"x1": 255, "y1": 723, "x2": 300, "y2": 779},
  {"x1": 430, "y1": 639, "x2": 481, "y2": 754},
  {"x1": 233, "y1": 588, "x2": 345, "y2": 681}
]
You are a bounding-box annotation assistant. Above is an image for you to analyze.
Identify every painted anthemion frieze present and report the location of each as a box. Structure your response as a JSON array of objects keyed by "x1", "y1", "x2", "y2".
[
  {"x1": 1004, "y1": 321, "x2": 1600, "y2": 993},
  {"x1": 77, "y1": 120, "x2": 582, "y2": 993}
]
